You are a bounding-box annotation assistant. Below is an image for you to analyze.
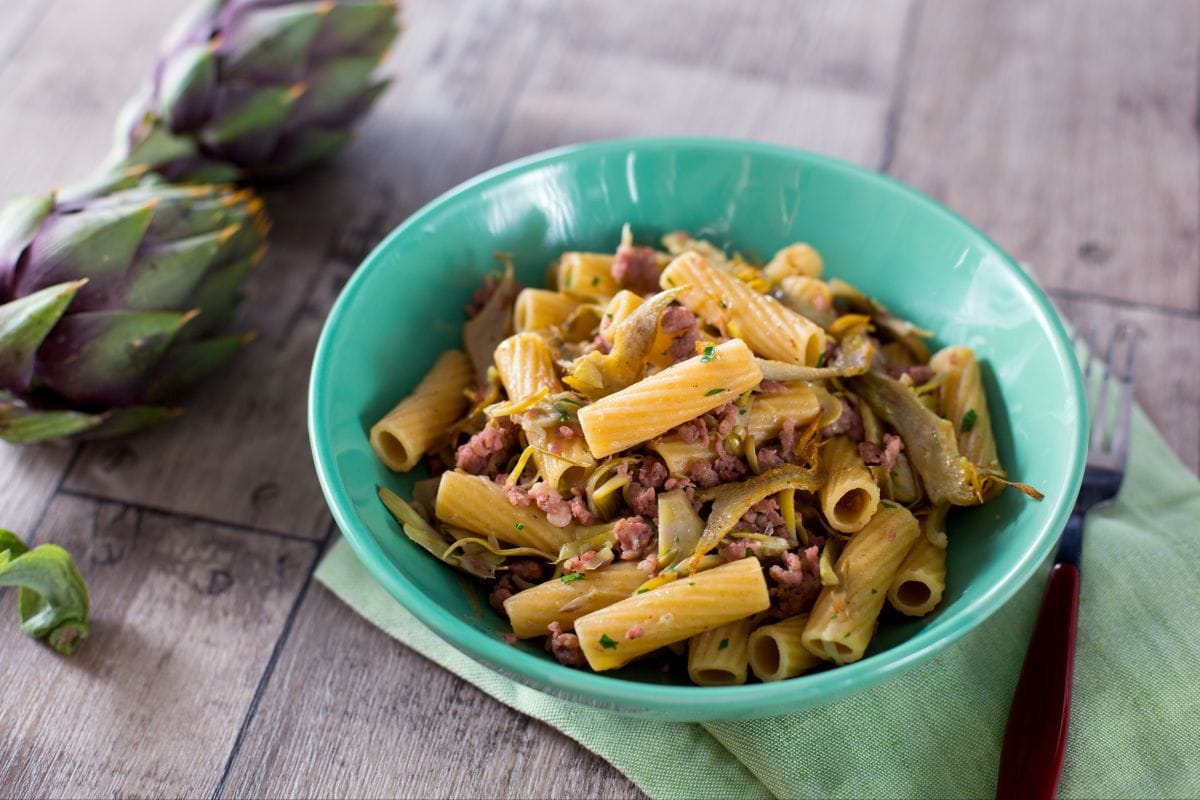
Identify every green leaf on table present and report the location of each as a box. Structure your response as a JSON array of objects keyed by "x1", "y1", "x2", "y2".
[{"x1": 0, "y1": 529, "x2": 90, "y2": 655}]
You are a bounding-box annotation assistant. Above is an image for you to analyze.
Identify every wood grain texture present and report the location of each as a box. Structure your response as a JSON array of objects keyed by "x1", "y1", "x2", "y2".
[
  {"x1": 218, "y1": 580, "x2": 646, "y2": 800},
  {"x1": 0, "y1": 0, "x2": 50, "y2": 74},
  {"x1": 0, "y1": 445, "x2": 73, "y2": 536},
  {"x1": 888, "y1": 0, "x2": 1200, "y2": 311},
  {"x1": 491, "y1": 0, "x2": 914, "y2": 168},
  {"x1": 1049, "y1": 292, "x2": 1200, "y2": 474},
  {"x1": 0, "y1": 493, "x2": 316, "y2": 798},
  {"x1": 63, "y1": 0, "x2": 557, "y2": 537}
]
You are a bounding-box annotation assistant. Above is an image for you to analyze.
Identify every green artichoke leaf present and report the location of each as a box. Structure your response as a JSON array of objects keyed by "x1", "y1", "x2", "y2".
[
  {"x1": 220, "y1": 4, "x2": 324, "y2": 84},
  {"x1": 320, "y1": 3, "x2": 400, "y2": 55},
  {"x1": 290, "y1": 56, "x2": 380, "y2": 126},
  {"x1": 0, "y1": 280, "x2": 85, "y2": 390},
  {"x1": 199, "y1": 85, "x2": 300, "y2": 152},
  {"x1": 0, "y1": 191, "x2": 55, "y2": 268},
  {"x1": 16, "y1": 197, "x2": 156, "y2": 306},
  {"x1": 565, "y1": 288, "x2": 681, "y2": 400},
  {"x1": 0, "y1": 530, "x2": 90, "y2": 655},
  {"x1": 36, "y1": 309, "x2": 197, "y2": 406},
  {"x1": 0, "y1": 392, "x2": 104, "y2": 443},
  {"x1": 158, "y1": 42, "x2": 217, "y2": 132},
  {"x1": 124, "y1": 230, "x2": 229, "y2": 311}
]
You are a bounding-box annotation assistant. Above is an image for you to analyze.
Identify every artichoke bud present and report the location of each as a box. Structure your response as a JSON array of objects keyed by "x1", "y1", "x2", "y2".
[{"x1": 0, "y1": 172, "x2": 268, "y2": 444}]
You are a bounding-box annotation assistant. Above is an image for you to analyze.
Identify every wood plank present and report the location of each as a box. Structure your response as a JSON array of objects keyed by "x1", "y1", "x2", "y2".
[
  {"x1": 491, "y1": 0, "x2": 913, "y2": 169},
  {"x1": 218, "y1": 580, "x2": 645, "y2": 800},
  {"x1": 0, "y1": 493, "x2": 316, "y2": 798},
  {"x1": 0, "y1": 0, "x2": 51, "y2": 74},
  {"x1": 888, "y1": 0, "x2": 1200, "y2": 311},
  {"x1": 1050, "y1": 294, "x2": 1200, "y2": 474},
  {"x1": 63, "y1": 0, "x2": 557, "y2": 537},
  {"x1": 0, "y1": 445, "x2": 73, "y2": 536},
  {"x1": 0, "y1": 0, "x2": 190, "y2": 195}
]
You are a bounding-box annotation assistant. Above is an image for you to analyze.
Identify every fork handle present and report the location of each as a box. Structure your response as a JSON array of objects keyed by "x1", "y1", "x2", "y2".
[{"x1": 995, "y1": 557, "x2": 1080, "y2": 800}]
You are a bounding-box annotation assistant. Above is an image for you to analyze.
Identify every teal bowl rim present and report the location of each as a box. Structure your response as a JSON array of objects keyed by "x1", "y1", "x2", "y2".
[{"x1": 308, "y1": 136, "x2": 1087, "y2": 719}]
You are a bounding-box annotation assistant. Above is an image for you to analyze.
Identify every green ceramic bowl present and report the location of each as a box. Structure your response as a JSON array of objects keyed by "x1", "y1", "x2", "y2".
[{"x1": 309, "y1": 138, "x2": 1086, "y2": 721}]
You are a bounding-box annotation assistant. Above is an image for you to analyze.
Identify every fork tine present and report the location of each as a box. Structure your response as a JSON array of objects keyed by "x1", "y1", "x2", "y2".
[
  {"x1": 1108, "y1": 325, "x2": 1138, "y2": 464},
  {"x1": 1090, "y1": 324, "x2": 1121, "y2": 454}
]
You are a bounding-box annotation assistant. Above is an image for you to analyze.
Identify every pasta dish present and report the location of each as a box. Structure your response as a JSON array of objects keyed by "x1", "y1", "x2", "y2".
[{"x1": 368, "y1": 227, "x2": 1041, "y2": 685}]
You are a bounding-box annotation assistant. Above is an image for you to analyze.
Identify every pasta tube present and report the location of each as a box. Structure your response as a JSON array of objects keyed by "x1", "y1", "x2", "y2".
[
  {"x1": 887, "y1": 504, "x2": 948, "y2": 617},
  {"x1": 930, "y1": 345, "x2": 1003, "y2": 500},
  {"x1": 660, "y1": 252, "x2": 826, "y2": 366},
  {"x1": 504, "y1": 562, "x2": 647, "y2": 638},
  {"x1": 574, "y1": 556, "x2": 770, "y2": 671},
  {"x1": 763, "y1": 243, "x2": 824, "y2": 281},
  {"x1": 599, "y1": 290, "x2": 644, "y2": 343},
  {"x1": 513, "y1": 288, "x2": 580, "y2": 333},
  {"x1": 493, "y1": 332, "x2": 562, "y2": 402},
  {"x1": 802, "y1": 505, "x2": 921, "y2": 664},
  {"x1": 748, "y1": 615, "x2": 822, "y2": 681},
  {"x1": 687, "y1": 616, "x2": 756, "y2": 686},
  {"x1": 558, "y1": 252, "x2": 618, "y2": 302},
  {"x1": 818, "y1": 435, "x2": 880, "y2": 533},
  {"x1": 369, "y1": 350, "x2": 473, "y2": 472},
  {"x1": 745, "y1": 383, "x2": 821, "y2": 442},
  {"x1": 577, "y1": 339, "x2": 763, "y2": 458},
  {"x1": 435, "y1": 470, "x2": 575, "y2": 553}
]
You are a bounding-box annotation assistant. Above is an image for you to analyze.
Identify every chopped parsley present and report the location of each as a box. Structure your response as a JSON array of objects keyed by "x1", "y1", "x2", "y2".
[
  {"x1": 700, "y1": 344, "x2": 716, "y2": 363},
  {"x1": 666, "y1": 276, "x2": 677, "y2": 286},
  {"x1": 816, "y1": 351, "x2": 827, "y2": 368},
  {"x1": 636, "y1": 588, "x2": 649, "y2": 595},
  {"x1": 881, "y1": 501, "x2": 897, "y2": 509},
  {"x1": 831, "y1": 613, "x2": 838, "y2": 621},
  {"x1": 870, "y1": 588, "x2": 878, "y2": 595},
  {"x1": 961, "y1": 408, "x2": 978, "y2": 433},
  {"x1": 564, "y1": 274, "x2": 573, "y2": 289},
  {"x1": 704, "y1": 388, "x2": 727, "y2": 397},
  {"x1": 558, "y1": 398, "x2": 583, "y2": 406},
  {"x1": 688, "y1": 581, "x2": 696, "y2": 587},
  {"x1": 719, "y1": 301, "x2": 729, "y2": 309},
  {"x1": 561, "y1": 572, "x2": 584, "y2": 584},
  {"x1": 599, "y1": 633, "x2": 619, "y2": 649},
  {"x1": 718, "y1": 638, "x2": 730, "y2": 650},
  {"x1": 590, "y1": 276, "x2": 600, "y2": 287},
  {"x1": 514, "y1": 522, "x2": 525, "y2": 531},
  {"x1": 605, "y1": 312, "x2": 614, "y2": 319}
]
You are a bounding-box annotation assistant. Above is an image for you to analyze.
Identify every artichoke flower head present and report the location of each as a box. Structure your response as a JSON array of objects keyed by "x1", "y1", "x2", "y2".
[
  {"x1": 0, "y1": 171, "x2": 269, "y2": 444},
  {"x1": 112, "y1": 0, "x2": 400, "y2": 182}
]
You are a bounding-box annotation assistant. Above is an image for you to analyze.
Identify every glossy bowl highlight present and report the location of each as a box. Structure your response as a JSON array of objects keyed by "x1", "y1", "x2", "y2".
[{"x1": 309, "y1": 138, "x2": 1086, "y2": 721}]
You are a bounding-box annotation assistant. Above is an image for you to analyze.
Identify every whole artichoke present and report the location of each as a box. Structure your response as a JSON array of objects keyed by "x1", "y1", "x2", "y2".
[
  {"x1": 111, "y1": 0, "x2": 400, "y2": 182},
  {"x1": 0, "y1": 172, "x2": 268, "y2": 444}
]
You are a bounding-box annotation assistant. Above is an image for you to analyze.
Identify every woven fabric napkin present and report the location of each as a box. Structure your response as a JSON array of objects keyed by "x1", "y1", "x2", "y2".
[{"x1": 316, "y1": 407, "x2": 1200, "y2": 799}]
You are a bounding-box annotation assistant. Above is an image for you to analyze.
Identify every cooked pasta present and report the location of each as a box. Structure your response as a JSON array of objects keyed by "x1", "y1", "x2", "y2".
[{"x1": 371, "y1": 228, "x2": 1040, "y2": 685}]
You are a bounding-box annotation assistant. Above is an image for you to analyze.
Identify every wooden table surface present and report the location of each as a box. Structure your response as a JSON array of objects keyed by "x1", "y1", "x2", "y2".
[{"x1": 1, "y1": 1, "x2": 1197, "y2": 797}]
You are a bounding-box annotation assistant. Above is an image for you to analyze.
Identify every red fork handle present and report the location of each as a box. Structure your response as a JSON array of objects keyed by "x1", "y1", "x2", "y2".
[{"x1": 996, "y1": 562, "x2": 1080, "y2": 800}]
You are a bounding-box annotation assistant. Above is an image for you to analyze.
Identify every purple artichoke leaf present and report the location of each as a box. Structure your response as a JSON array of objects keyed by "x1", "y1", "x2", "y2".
[
  {"x1": 164, "y1": 0, "x2": 225, "y2": 52},
  {"x1": 314, "y1": 3, "x2": 398, "y2": 58},
  {"x1": 217, "y1": 3, "x2": 324, "y2": 85},
  {"x1": 0, "y1": 281, "x2": 85, "y2": 391},
  {"x1": 200, "y1": 84, "x2": 298, "y2": 161},
  {"x1": 123, "y1": 230, "x2": 232, "y2": 312},
  {"x1": 76, "y1": 404, "x2": 182, "y2": 441},
  {"x1": 35, "y1": 309, "x2": 197, "y2": 407},
  {"x1": 111, "y1": 108, "x2": 207, "y2": 177},
  {"x1": 255, "y1": 128, "x2": 351, "y2": 179},
  {"x1": 159, "y1": 41, "x2": 219, "y2": 134},
  {"x1": 0, "y1": 193, "x2": 56, "y2": 291},
  {"x1": 0, "y1": 391, "x2": 104, "y2": 443},
  {"x1": 144, "y1": 332, "x2": 251, "y2": 403},
  {"x1": 185, "y1": 251, "x2": 260, "y2": 337},
  {"x1": 13, "y1": 200, "x2": 155, "y2": 310},
  {"x1": 287, "y1": 54, "x2": 378, "y2": 127},
  {"x1": 0, "y1": 530, "x2": 91, "y2": 655}
]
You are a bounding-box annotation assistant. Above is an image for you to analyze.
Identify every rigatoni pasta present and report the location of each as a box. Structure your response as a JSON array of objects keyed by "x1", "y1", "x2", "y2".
[{"x1": 371, "y1": 228, "x2": 1040, "y2": 685}]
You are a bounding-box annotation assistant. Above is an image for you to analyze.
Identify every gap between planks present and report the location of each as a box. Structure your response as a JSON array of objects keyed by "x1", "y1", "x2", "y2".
[{"x1": 877, "y1": 0, "x2": 923, "y2": 173}]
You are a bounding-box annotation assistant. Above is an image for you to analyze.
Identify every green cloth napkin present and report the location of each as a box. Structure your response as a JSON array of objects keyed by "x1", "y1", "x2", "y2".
[{"x1": 316, "y1": 408, "x2": 1200, "y2": 799}]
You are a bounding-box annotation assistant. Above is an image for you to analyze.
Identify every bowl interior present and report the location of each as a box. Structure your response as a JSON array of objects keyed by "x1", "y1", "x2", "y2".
[{"x1": 309, "y1": 138, "x2": 1085, "y2": 721}]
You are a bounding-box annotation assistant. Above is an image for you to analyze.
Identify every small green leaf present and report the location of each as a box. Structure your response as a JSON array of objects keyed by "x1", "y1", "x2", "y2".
[
  {"x1": 881, "y1": 501, "x2": 897, "y2": 509},
  {"x1": 561, "y1": 572, "x2": 584, "y2": 583},
  {"x1": 599, "y1": 633, "x2": 618, "y2": 649},
  {"x1": 870, "y1": 588, "x2": 878, "y2": 595},
  {"x1": 666, "y1": 277, "x2": 676, "y2": 286},
  {"x1": 635, "y1": 588, "x2": 649, "y2": 595},
  {"x1": 961, "y1": 408, "x2": 978, "y2": 433},
  {"x1": 515, "y1": 522, "x2": 525, "y2": 531},
  {"x1": 816, "y1": 351, "x2": 827, "y2": 368},
  {"x1": 590, "y1": 276, "x2": 600, "y2": 287},
  {"x1": 704, "y1": 388, "x2": 727, "y2": 397},
  {"x1": 700, "y1": 344, "x2": 716, "y2": 363},
  {"x1": 718, "y1": 638, "x2": 730, "y2": 650}
]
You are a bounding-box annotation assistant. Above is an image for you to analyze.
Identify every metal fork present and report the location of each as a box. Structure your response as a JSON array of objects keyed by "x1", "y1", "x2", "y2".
[{"x1": 996, "y1": 323, "x2": 1139, "y2": 800}]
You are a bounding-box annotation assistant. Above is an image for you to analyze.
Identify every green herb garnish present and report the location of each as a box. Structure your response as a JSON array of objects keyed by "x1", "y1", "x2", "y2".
[
  {"x1": 666, "y1": 276, "x2": 676, "y2": 286},
  {"x1": 515, "y1": 522, "x2": 525, "y2": 531},
  {"x1": 816, "y1": 351, "x2": 827, "y2": 368},
  {"x1": 591, "y1": 276, "x2": 600, "y2": 287},
  {"x1": 961, "y1": 408, "x2": 978, "y2": 433},
  {"x1": 561, "y1": 572, "x2": 584, "y2": 584},
  {"x1": 718, "y1": 638, "x2": 730, "y2": 650},
  {"x1": 599, "y1": 633, "x2": 618, "y2": 649},
  {"x1": 881, "y1": 501, "x2": 897, "y2": 509},
  {"x1": 704, "y1": 388, "x2": 727, "y2": 397},
  {"x1": 636, "y1": 588, "x2": 649, "y2": 594},
  {"x1": 870, "y1": 588, "x2": 878, "y2": 595},
  {"x1": 700, "y1": 344, "x2": 716, "y2": 363}
]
